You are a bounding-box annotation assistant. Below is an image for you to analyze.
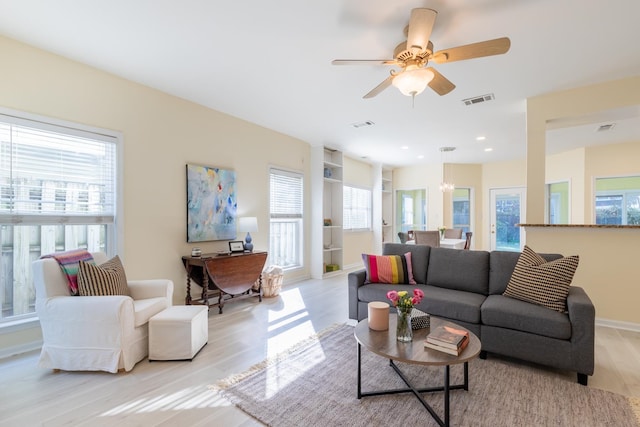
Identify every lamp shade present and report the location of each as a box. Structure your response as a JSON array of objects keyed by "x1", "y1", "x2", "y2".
[
  {"x1": 238, "y1": 216, "x2": 258, "y2": 232},
  {"x1": 392, "y1": 67, "x2": 435, "y2": 96}
]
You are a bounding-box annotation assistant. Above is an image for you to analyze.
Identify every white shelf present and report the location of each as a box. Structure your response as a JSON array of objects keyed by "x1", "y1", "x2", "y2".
[
  {"x1": 324, "y1": 177, "x2": 342, "y2": 184},
  {"x1": 324, "y1": 160, "x2": 342, "y2": 168},
  {"x1": 323, "y1": 247, "x2": 342, "y2": 252}
]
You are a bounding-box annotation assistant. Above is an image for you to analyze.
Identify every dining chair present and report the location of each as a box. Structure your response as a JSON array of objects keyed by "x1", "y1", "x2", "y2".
[
  {"x1": 413, "y1": 230, "x2": 440, "y2": 247},
  {"x1": 444, "y1": 228, "x2": 463, "y2": 239},
  {"x1": 464, "y1": 232, "x2": 473, "y2": 250},
  {"x1": 397, "y1": 232, "x2": 408, "y2": 244}
]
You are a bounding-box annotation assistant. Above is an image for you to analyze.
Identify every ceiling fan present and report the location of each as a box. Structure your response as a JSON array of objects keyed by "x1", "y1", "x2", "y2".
[{"x1": 332, "y1": 8, "x2": 511, "y2": 100}]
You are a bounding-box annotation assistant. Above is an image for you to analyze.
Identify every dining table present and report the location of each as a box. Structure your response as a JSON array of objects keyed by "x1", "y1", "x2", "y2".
[{"x1": 406, "y1": 238, "x2": 466, "y2": 249}]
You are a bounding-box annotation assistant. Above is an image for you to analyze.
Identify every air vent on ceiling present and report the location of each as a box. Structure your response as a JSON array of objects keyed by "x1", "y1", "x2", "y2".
[
  {"x1": 351, "y1": 120, "x2": 375, "y2": 128},
  {"x1": 462, "y1": 93, "x2": 495, "y2": 106},
  {"x1": 596, "y1": 123, "x2": 615, "y2": 132}
]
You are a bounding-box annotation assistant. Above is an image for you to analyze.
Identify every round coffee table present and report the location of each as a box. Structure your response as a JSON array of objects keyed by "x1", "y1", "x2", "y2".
[{"x1": 354, "y1": 315, "x2": 481, "y2": 427}]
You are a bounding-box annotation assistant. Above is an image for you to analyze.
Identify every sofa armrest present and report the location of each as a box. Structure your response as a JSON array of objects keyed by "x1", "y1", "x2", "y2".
[
  {"x1": 128, "y1": 279, "x2": 174, "y2": 304},
  {"x1": 566, "y1": 286, "x2": 595, "y2": 375},
  {"x1": 37, "y1": 295, "x2": 135, "y2": 344},
  {"x1": 348, "y1": 269, "x2": 367, "y2": 320}
]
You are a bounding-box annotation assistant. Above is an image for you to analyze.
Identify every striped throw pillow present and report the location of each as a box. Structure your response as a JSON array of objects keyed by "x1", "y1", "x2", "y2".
[
  {"x1": 362, "y1": 252, "x2": 416, "y2": 285},
  {"x1": 77, "y1": 255, "x2": 130, "y2": 297},
  {"x1": 503, "y1": 245, "x2": 579, "y2": 312}
]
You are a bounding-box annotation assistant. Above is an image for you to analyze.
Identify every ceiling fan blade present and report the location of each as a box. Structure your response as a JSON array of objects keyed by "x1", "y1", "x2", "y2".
[
  {"x1": 363, "y1": 75, "x2": 394, "y2": 99},
  {"x1": 432, "y1": 37, "x2": 511, "y2": 64},
  {"x1": 406, "y1": 8, "x2": 437, "y2": 52},
  {"x1": 427, "y1": 67, "x2": 455, "y2": 96},
  {"x1": 332, "y1": 59, "x2": 398, "y2": 66}
]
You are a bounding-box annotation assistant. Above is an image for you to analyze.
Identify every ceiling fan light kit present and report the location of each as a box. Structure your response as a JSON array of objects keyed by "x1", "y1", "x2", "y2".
[
  {"x1": 332, "y1": 8, "x2": 510, "y2": 100},
  {"x1": 391, "y1": 66, "x2": 434, "y2": 97}
]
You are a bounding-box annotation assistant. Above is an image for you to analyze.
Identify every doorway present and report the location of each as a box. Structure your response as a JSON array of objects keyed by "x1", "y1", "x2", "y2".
[{"x1": 490, "y1": 188, "x2": 526, "y2": 251}]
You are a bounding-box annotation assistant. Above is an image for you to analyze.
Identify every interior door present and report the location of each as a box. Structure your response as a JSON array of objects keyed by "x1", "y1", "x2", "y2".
[{"x1": 490, "y1": 188, "x2": 526, "y2": 251}]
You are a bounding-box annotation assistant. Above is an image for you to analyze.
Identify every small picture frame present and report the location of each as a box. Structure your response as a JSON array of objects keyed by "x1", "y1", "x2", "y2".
[{"x1": 229, "y1": 241, "x2": 245, "y2": 253}]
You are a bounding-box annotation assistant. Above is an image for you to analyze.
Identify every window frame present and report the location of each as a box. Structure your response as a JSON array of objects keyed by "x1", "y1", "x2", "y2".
[
  {"x1": 594, "y1": 176, "x2": 640, "y2": 225},
  {"x1": 0, "y1": 107, "x2": 123, "y2": 326},
  {"x1": 342, "y1": 184, "x2": 372, "y2": 232},
  {"x1": 268, "y1": 166, "x2": 304, "y2": 271}
]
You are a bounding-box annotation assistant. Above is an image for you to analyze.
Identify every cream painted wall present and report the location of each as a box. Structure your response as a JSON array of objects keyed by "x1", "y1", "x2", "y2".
[
  {"x1": 527, "y1": 75, "x2": 640, "y2": 222},
  {"x1": 525, "y1": 227, "x2": 640, "y2": 324},
  {"x1": 525, "y1": 75, "x2": 640, "y2": 325},
  {"x1": 343, "y1": 156, "x2": 374, "y2": 268},
  {"x1": 0, "y1": 36, "x2": 311, "y2": 351},
  {"x1": 546, "y1": 148, "x2": 586, "y2": 223}
]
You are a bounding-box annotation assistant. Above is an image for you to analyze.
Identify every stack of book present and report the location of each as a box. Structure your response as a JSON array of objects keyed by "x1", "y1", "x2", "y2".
[{"x1": 424, "y1": 325, "x2": 470, "y2": 356}]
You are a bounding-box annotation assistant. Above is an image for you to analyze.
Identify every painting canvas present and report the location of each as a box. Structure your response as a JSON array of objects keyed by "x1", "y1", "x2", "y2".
[{"x1": 186, "y1": 164, "x2": 237, "y2": 242}]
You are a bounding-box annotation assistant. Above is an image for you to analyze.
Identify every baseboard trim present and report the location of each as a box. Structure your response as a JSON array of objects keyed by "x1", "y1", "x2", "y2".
[
  {"x1": 0, "y1": 340, "x2": 42, "y2": 360},
  {"x1": 342, "y1": 263, "x2": 362, "y2": 273},
  {"x1": 596, "y1": 317, "x2": 640, "y2": 332}
]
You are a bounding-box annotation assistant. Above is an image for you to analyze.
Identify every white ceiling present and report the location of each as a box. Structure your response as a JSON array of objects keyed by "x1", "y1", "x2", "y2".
[{"x1": 1, "y1": 0, "x2": 639, "y2": 167}]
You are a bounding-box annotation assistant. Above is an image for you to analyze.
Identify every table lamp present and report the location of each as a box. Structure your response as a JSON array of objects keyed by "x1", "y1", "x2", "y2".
[{"x1": 238, "y1": 217, "x2": 258, "y2": 252}]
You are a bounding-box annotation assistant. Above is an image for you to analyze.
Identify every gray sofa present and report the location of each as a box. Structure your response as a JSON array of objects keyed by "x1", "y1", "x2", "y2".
[{"x1": 348, "y1": 243, "x2": 595, "y2": 385}]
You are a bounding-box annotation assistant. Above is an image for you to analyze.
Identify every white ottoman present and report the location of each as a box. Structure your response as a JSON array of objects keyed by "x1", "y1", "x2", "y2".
[{"x1": 149, "y1": 305, "x2": 208, "y2": 361}]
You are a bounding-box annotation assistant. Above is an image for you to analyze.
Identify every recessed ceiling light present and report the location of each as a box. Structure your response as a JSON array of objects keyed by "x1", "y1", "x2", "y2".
[
  {"x1": 476, "y1": 136, "x2": 486, "y2": 141},
  {"x1": 401, "y1": 146, "x2": 409, "y2": 150},
  {"x1": 417, "y1": 155, "x2": 424, "y2": 159},
  {"x1": 484, "y1": 147, "x2": 493, "y2": 152}
]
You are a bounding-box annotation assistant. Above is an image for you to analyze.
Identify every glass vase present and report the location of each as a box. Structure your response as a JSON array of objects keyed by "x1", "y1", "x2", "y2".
[{"x1": 396, "y1": 307, "x2": 413, "y2": 342}]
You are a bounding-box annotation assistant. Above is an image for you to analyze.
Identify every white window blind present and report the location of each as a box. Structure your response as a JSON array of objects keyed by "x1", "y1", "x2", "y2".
[
  {"x1": 343, "y1": 185, "x2": 371, "y2": 230},
  {"x1": 0, "y1": 116, "x2": 116, "y2": 224},
  {"x1": 269, "y1": 168, "x2": 303, "y2": 269},
  {"x1": 270, "y1": 169, "x2": 303, "y2": 218}
]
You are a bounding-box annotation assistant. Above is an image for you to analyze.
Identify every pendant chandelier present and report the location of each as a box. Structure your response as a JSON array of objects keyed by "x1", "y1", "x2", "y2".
[{"x1": 439, "y1": 146, "x2": 456, "y2": 192}]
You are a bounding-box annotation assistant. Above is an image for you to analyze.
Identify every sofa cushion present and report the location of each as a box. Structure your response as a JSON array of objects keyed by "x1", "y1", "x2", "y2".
[
  {"x1": 133, "y1": 297, "x2": 169, "y2": 327},
  {"x1": 358, "y1": 283, "x2": 419, "y2": 305},
  {"x1": 426, "y1": 247, "x2": 490, "y2": 295},
  {"x1": 482, "y1": 294, "x2": 571, "y2": 340},
  {"x1": 362, "y1": 252, "x2": 416, "y2": 284},
  {"x1": 489, "y1": 250, "x2": 562, "y2": 295},
  {"x1": 77, "y1": 255, "x2": 130, "y2": 297},
  {"x1": 503, "y1": 246, "x2": 579, "y2": 312},
  {"x1": 420, "y1": 285, "x2": 486, "y2": 324},
  {"x1": 383, "y1": 243, "x2": 430, "y2": 284}
]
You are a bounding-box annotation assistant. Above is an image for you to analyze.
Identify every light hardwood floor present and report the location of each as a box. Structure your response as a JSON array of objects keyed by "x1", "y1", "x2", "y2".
[{"x1": 1, "y1": 274, "x2": 639, "y2": 426}]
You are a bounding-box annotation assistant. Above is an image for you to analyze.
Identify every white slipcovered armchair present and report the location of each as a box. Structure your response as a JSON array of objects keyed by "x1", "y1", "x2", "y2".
[{"x1": 32, "y1": 252, "x2": 174, "y2": 373}]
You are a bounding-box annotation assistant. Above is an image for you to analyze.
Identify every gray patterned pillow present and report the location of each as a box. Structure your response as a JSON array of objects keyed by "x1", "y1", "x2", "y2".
[
  {"x1": 503, "y1": 245, "x2": 579, "y2": 312},
  {"x1": 77, "y1": 255, "x2": 130, "y2": 296}
]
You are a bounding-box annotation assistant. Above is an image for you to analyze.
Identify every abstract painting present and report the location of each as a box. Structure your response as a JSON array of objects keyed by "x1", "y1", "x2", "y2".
[{"x1": 186, "y1": 164, "x2": 237, "y2": 242}]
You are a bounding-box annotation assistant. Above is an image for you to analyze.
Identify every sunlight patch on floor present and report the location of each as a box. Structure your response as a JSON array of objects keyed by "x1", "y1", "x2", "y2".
[
  {"x1": 261, "y1": 287, "x2": 326, "y2": 398},
  {"x1": 98, "y1": 386, "x2": 231, "y2": 417}
]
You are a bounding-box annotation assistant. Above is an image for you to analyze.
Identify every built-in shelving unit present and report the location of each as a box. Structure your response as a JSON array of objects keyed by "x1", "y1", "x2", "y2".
[{"x1": 311, "y1": 146, "x2": 344, "y2": 278}]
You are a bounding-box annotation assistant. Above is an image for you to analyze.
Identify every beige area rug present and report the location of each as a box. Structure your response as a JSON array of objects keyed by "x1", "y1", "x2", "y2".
[{"x1": 212, "y1": 324, "x2": 640, "y2": 427}]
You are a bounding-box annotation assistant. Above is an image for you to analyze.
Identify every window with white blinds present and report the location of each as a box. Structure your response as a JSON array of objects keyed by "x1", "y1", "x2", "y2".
[
  {"x1": 269, "y1": 168, "x2": 303, "y2": 270},
  {"x1": 0, "y1": 116, "x2": 116, "y2": 223},
  {"x1": 0, "y1": 111, "x2": 119, "y2": 323},
  {"x1": 343, "y1": 185, "x2": 371, "y2": 230}
]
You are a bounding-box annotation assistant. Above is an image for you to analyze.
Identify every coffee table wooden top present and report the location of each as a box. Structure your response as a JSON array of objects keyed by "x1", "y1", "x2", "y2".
[{"x1": 354, "y1": 315, "x2": 481, "y2": 366}]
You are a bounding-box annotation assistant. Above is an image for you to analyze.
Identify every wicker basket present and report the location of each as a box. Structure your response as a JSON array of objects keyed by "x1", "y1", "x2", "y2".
[{"x1": 262, "y1": 271, "x2": 283, "y2": 298}]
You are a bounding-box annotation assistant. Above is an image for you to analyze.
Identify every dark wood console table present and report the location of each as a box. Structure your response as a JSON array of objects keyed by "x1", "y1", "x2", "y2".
[{"x1": 182, "y1": 251, "x2": 267, "y2": 313}]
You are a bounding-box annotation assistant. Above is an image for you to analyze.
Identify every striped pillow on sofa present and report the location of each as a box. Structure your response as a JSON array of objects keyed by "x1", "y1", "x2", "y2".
[{"x1": 362, "y1": 252, "x2": 416, "y2": 285}]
